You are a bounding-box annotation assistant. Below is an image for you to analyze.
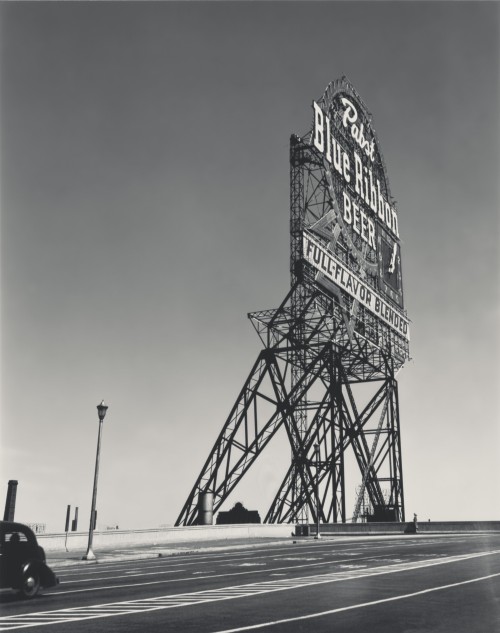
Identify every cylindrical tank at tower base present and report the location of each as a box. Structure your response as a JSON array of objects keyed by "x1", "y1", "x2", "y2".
[{"x1": 198, "y1": 492, "x2": 214, "y2": 525}]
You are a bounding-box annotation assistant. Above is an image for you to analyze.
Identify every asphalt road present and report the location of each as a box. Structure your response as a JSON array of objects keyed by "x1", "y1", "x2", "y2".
[{"x1": 1, "y1": 534, "x2": 499, "y2": 632}]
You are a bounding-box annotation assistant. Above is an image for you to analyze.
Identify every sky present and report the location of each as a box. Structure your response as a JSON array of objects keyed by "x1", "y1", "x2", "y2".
[{"x1": 1, "y1": 1, "x2": 499, "y2": 533}]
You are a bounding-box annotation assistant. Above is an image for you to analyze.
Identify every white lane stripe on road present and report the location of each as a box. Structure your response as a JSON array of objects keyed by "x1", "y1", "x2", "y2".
[
  {"x1": 53, "y1": 537, "x2": 459, "y2": 577},
  {"x1": 46, "y1": 554, "x2": 391, "y2": 595},
  {"x1": 1, "y1": 549, "x2": 498, "y2": 631},
  {"x1": 214, "y1": 572, "x2": 500, "y2": 632},
  {"x1": 63, "y1": 569, "x2": 186, "y2": 583}
]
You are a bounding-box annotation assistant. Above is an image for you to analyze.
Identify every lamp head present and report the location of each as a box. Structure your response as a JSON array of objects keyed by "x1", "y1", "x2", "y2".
[{"x1": 97, "y1": 400, "x2": 108, "y2": 421}]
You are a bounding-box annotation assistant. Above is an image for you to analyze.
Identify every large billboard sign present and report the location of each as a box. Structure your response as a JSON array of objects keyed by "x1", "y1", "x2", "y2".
[{"x1": 303, "y1": 80, "x2": 409, "y2": 343}]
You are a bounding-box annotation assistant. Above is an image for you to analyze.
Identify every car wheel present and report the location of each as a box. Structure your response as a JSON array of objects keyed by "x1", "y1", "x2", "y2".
[{"x1": 18, "y1": 568, "x2": 40, "y2": 599}]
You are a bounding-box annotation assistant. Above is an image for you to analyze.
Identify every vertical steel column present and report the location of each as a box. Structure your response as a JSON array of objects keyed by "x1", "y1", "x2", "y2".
[
  {"x1": 289, "y1": 135, "x2": 308, "y2": 523},
  {"x1": 389, "y1": 373, "x2": 405, "y2": 521},
  {"x1": 332, "y1": 353, "x2": 346, "y2": 522}
]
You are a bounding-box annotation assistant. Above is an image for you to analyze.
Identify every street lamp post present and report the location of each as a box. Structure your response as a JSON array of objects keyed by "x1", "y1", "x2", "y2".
[
  {"x1": 82, "y1": 401, "x2": 108, "y2": 561},
  {"x1": 314, "y1": 443, "x2": 321, "y2": 539}
]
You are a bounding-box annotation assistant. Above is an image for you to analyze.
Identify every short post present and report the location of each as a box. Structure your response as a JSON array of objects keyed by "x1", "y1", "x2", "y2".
[
  {"x1": 72, "y1": 506, "x2": 79, "y2": 532},
  {"x1": 3, "y1": 480, "x2": 18, "y2": 521},
  {"x1": 64, "y1": 505, "x2": 71, "y2": 551},
  {"x1": 314, "y1": 443, "x2": 321, "y2": 539}
]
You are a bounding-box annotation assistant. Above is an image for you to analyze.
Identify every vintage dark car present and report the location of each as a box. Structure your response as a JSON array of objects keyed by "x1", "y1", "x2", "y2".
[{"x1": 0, "y1": 521, "x2": 59, "y2": 598}]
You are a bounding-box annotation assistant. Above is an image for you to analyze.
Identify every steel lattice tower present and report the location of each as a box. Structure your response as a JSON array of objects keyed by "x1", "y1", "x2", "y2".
[{"x1": 176, "y1": 78, "x2": 409, "y2": 527}]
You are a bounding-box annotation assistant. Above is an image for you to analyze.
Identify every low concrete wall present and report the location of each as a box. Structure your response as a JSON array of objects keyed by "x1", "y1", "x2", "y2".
[
  {"x1": 38, "y1": 523, "x2": 293, "y2": 552},
  {"x1": 314, "y1": 521, "x2": 500, "y2": 535},
  {"x1": 39, "y1": 520, "x2": 500, "y2": 552}
]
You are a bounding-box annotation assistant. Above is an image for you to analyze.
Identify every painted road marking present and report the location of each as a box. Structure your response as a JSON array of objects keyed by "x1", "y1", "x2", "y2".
[
  {"x1": 273, "y1": 557, "x2": 322, "y2": 561},
  {"x1": 0, "y1": 549, "x2": 499, "y2": 631},
  {"x1": 46, "y1": 554, "x2": 391, "y2": 595},
  {"x1": 214, "y1": 572, "x2": 500, "y2": 632},
  {"x1": 50, "y1": 538, "x2": 486, "y2": 592},
  {"x1": 65, "y1": 569, "x2": 186, "y2": 583},
  {"x1": 53, "y1": 537, "x2": 466, "y2": 579}
]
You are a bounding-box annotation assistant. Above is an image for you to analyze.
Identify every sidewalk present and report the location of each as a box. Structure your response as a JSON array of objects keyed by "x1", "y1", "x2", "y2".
[
  {"x1": 46, "y1": 532, "x2": 433, "y2": 568},
  {"x1": 46, "y1": 536, "x2": 297, "y2": 568}
]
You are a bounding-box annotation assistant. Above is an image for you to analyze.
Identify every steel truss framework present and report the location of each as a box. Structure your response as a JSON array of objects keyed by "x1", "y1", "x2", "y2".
[{"x1": 176, "y1": 120, "x2": 409, "y2": 527}]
